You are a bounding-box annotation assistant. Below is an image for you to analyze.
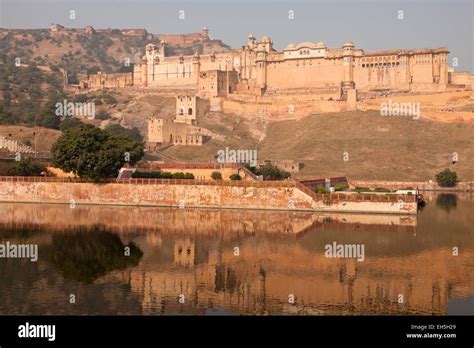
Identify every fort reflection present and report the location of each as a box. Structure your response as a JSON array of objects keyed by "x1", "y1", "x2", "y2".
[{"x1": 0, "y1": 199, "x2": 472, "y2": 315}]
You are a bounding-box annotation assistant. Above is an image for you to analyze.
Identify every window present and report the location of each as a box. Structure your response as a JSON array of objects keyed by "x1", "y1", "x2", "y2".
[{"x1": 188, "y1": 108, "x2": 193, "y2": 115}]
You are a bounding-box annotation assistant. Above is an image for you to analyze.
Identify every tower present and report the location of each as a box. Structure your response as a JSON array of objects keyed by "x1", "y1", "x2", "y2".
[
  {"x1": 399, "y1": 50, "x2": 411, "y2": 90},
  {"x1": 341, "y1": 40, "x2": 355, "y2": 98},
  {"x1": 192, "y1": 52, "x2": 201, "y2": 85},
  {"x1": 202, "y1": 26, "x2": 209, "y2": 39},
  {"x1": 255, "y1": 47, "x2": 267, "y2": 91},
  {"x1": 438, "y1": 49, "x2": 449, "y2": 90}
]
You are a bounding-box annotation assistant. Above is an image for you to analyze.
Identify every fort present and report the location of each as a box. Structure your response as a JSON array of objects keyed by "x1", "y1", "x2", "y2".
[
  {"x1": 79, "y1": 29, "x2": 474, "y2": 122},
  {"x1": 80, "y1": 30, "x2": 474, "y2": 95}
]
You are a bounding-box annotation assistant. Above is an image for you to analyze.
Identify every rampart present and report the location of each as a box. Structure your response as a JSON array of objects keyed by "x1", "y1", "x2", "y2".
[{"x1": 0, "y1": 177, "x2": 417, "y2": 214}]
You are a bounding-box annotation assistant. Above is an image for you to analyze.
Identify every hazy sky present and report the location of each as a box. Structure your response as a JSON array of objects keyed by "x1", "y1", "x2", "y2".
[{"x1": 1, "y1": 0, "x2": 472, "y2": 72}]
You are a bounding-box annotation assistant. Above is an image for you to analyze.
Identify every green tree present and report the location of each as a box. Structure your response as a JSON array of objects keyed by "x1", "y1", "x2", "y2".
[
  {"x1": 435, "y1": 169, "x2": 458, "y2": 187},
  {"x1": 52, "y1": 124, "x2": 144, "y2": 181},
  {"x1": 7, "y1": 158, "x2": 44, "y2": 176},
  {"x1": 59, "y1": 117, "x2": 84, "y2": 132},
  {"x1": 245, "y1": 163, "x2": 290, "y2": 181},
  {"x1": 211, "y1": 171, "x2": 222, "y2": 180},
  {"x1": 105, "y1": 124, "x2": 143, "y2": 143},
  {"x1": 229, "y1": 173, "x2": 242, "y2": 180}
]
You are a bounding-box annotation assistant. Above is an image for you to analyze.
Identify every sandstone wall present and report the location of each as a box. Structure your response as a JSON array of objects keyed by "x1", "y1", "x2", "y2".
[{"x1": 0, "y1": 180, "x2": 417, "y2": 214}]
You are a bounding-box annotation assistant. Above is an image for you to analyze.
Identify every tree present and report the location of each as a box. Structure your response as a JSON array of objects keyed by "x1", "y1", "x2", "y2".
[
  {"x1": 59, "y1": 117, "x2": 84, "y2": 132},
  {"x1": 244, "y1": 163, "x2": 291, "y2": 181},
  {"x1": 7, "y1": 158, "x2": 44, "y2": 176},
  {"x1": 435, "y1": 169, "x2": 458, "y2": 187},
  {"x1": 52, "y1": 124, "x2": 144, "y2": 181},
  {"x1": 211, "y1": 171, "x2": 222, "y2": 180},
  {"x1": 229, "y1": 173, "x2": 242, "y2": 180},
  {"x1": 105, "y1": 124, "x2": 143, "y2": 143},
  {"x1": 95, "y1": 110, "x2": 111, "y2": 120}
]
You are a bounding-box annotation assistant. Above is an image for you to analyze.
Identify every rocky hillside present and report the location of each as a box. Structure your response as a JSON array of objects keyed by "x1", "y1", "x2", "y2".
[{"x1": 0, "y1": 24, "x2": 231, "y2": 83}]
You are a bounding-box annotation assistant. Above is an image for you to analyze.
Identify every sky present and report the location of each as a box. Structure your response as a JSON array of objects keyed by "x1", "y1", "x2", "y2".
[{"x1": 0, "y1": 0, "x2": 472, "y2": 72}]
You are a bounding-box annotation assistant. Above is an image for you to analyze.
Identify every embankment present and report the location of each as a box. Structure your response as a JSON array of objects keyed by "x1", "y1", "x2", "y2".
[{"x1": 0, "y1": 178, "x2": 417, "y2": 214}]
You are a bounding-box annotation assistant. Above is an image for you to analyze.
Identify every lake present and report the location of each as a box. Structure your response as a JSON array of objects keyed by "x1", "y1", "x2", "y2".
[{"x1": 0, "y1": 192, "x2": 472, "y2": 315}]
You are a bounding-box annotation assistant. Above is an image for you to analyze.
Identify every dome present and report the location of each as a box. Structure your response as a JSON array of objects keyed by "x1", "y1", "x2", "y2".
[
  {"x1": 343, "y1": 40, "x2": 354, "y2": 47},
  {"x1": 286, "y1": 43, "x2": 296, "y2": 49},
  {"x1": 248, "y1": 33, "x2": 255, "y2": 39},
  {"x1": 261, "y1": 35, "x2": 270, "y2": 43},
  {"x1": 202, "y1": 26, "x2": 209, "y2": 31},
  {"x1": 315, "y1": 41, "x2": 326, "y2": 48},
  {"x1": 296, "y1": 42, "x2": 317, "y2": 49}
]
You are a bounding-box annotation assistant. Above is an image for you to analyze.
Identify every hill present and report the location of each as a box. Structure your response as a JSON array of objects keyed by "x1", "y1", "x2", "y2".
[
  {"x1": 0, "y1": 25, "x2": 231, "y2": 82},
  {"x1": 164, "y1": 110, "x2": 474, "y2": 181}
]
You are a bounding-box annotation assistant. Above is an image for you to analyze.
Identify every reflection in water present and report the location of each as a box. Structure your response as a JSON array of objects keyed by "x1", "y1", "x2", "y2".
[
  {"x1": 0, "y1": 194, "x2": 473, "y2": 316},
  {"x1": 436, "y1": 193, "x2": 458, "y2": 213},
  {"x1": 50, "y1": 230, "x2": 143, "y2": 284}
]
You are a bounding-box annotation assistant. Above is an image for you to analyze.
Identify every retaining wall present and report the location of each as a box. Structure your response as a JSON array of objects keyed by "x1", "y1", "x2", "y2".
[{"x1": 0, "y1": 178, "x2": 417, "y2": 214}]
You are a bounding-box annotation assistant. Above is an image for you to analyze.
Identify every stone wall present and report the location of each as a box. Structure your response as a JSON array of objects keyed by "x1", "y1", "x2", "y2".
[
  {"x1": 0, "y1": 180, "x2": 417, "y2": 214},
  {"x1": 0, "y1": 136, "x2": 35, "y2": 153},
  {"x1": 350, "y1": 180, "x2": 474, "y2": 192}
]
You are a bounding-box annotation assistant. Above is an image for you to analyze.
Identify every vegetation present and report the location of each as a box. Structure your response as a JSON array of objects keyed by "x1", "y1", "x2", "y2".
[
  {"x1": 372, "y1": 187, "x2": 392, "y2": 193},
  {"x1": 435, "y1": 169, "x2": 458, "y2": 187},
  {"x1": 245, "y1": 164, "x2": 290, "y2": 181},
  {"x1": 59, "y1": 117, "x2": 84, "y2": 132},
  {"x1": 105, "y1": 124, "x2": 144, "y2": 143},
  {"x1": 0, "y1": 60, "x2": 66, "y2": 129},
  {"x1": 351, "y1": 187, "x2": 373, "y2": 193},
  {"x1": 229, "y1": 173, "x2": 242, "y2": 180},
  {"x1": 7, "y1": 158, "x2": 45, "y2": 176},
  {"x1": 333, "y1": 184, "x2": 348, "y2": 191},
  {"x1": 52, "y1": 124, "x2": 144, "y2": 181},
  {"x1": 211, "y1": 171, "x2": 222, "y2": 180},
  {"x1": 132, "y1": 171, "x2": 194, "y2": 179}
]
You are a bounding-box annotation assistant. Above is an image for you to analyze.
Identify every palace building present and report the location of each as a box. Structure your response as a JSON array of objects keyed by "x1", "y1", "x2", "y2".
[{"x1": 131, "y1": 32, "x2": 455, "y2": 98}]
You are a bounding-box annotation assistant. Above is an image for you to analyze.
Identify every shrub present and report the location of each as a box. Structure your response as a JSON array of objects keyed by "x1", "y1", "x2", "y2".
[
  {"x1": 60, "y1": 117, "x2": 84, "y2": 132},
  {"x1": 211, "y1": 171, "x2": 222, "y2": 180},
  {"x1": 102, "y1": 94, "x2": 118, "y2": 104},
  {"x1": 333, "y1": 184, "x2": 348, "y2": 191},
  {"x1": 373, "y1": 187, "x2": 392, "y2": 193},
  {"x1": 229, "y1": 173, "x2": 242, "y2": 180},
  {"x1": 184, "y1": 172, "x2": 194, "y2": 179},
  {"x1": 132, "y1": 171, "x2": 161, "y2": 179},
  {"x1": 315, "y1": 188, "x2": 327, "y2": 194},
  {"x1": 172, "y1": 172, "x2": 185, "y2": 179},
  {"x1": 7, "y1": 158, "x2": 44, "y2": 176},
  {"x1": 352, "y1": 187, "x2": 372, "y2": 193},
  {"x1": 95, "y1": 110, "x2": 111, "y2": 120},
  {"x1": 435, "y1": 169, "x2": 458, "y2": 187}
]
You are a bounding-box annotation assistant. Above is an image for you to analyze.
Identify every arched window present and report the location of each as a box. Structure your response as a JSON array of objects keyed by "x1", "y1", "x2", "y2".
[{"x1": 188, "y1": 108, "x2": 193, "y2": 115}]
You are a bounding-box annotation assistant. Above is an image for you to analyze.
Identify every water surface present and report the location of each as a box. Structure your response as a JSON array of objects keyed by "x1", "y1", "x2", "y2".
[{"x1": 0, "y1": 192, "x2": 473, "y2": 315}]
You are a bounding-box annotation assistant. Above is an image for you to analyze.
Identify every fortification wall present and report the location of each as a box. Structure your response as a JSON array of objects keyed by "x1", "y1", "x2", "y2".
[
  {"x1": 222, "y1": 95, "x2": 348, "y2": 120},
  {"x1": 0, "y1": 180, "x2": 417, "y2": 214}
]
